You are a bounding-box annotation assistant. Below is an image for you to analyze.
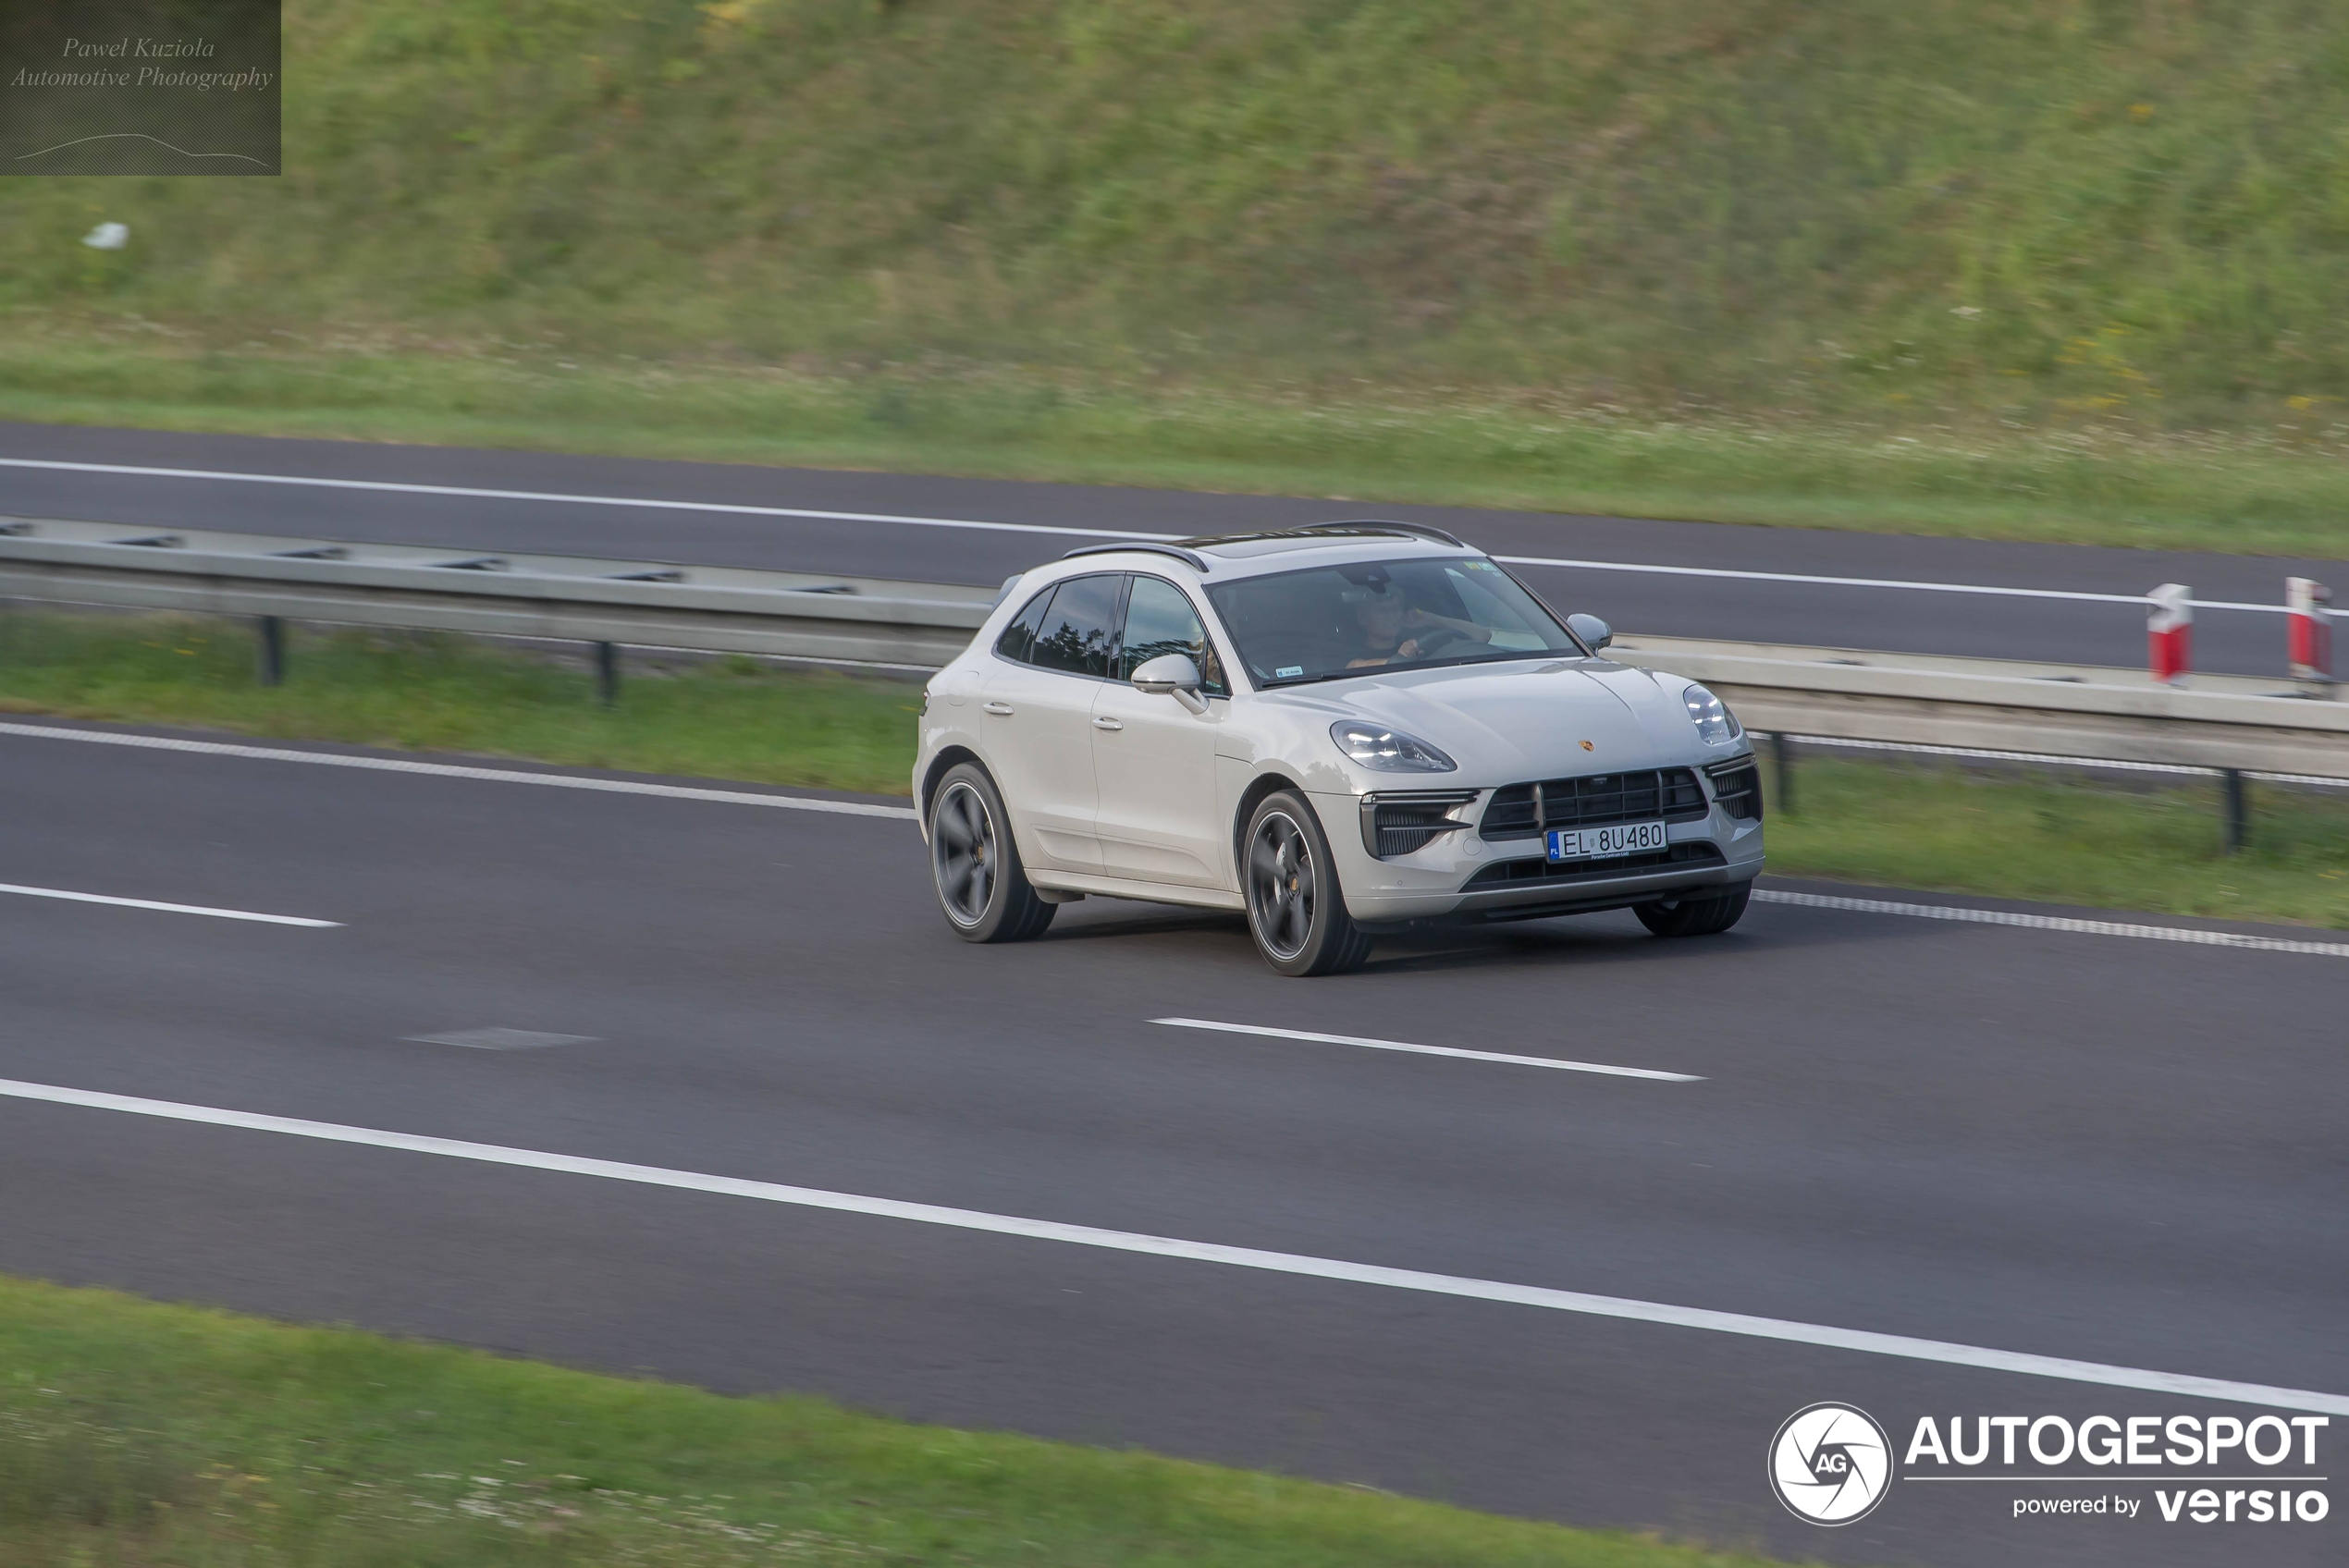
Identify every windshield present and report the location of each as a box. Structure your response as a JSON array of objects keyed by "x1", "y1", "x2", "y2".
[{"x1": 1206, "y1": 557, "x2": 1582, "y2": 687}]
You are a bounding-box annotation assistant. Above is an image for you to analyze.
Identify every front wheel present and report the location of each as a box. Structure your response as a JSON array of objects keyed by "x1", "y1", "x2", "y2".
[
  {"x1": 1242, "y1": 790, "x2": 1373, "y2": 976},
  {"x1": 1634, "y1": 883, "x2": 1752, "y2": 937},
  {"x1": 928, "y1": 763, "x2": 1055, "y2": 943}
]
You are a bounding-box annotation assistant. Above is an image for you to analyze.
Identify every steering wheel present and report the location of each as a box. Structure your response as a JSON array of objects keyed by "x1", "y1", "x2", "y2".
[{"x1": 1403, "y1": 624, "x2": 1475, "y2": 657}]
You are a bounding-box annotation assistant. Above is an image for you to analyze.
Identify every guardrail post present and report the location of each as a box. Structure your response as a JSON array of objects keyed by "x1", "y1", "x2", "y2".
[
  {"x1": 595, "y1": 640, "x2": 620, "y2": 706},
  {"x1": 255, "y1": 616, "x2": 285, "y2": 687},
  {"x1": 2221, "y1": 768, "x2": 2247, "y2": 854},
  {"x1": 2148, "y1": 583, "x2": 2192, "y2": 685},
  {"x1": 1769, "y1": 730, "x2": 1794, "y2": 815},
  {"x1": 2288, "y1": 577, "x2": 2332, "y2": 692}
]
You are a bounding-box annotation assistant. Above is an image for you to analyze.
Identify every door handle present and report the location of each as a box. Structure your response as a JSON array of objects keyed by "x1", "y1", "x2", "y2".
[
  {"x1": 982, "y1": 701, "x2": 1014, "y2": 716},
  {"x1": 1091, "y1": 716, "x2": 1124, "y2": 731}
]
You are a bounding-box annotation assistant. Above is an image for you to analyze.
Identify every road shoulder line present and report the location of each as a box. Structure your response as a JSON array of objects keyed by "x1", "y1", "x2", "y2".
[
  {"x1": 1150, "y1": 1017, "x2": 1701, "y2": 1080},
  {"x1": 2, "y1": 1074, "x2": 2340, "y2": 1415},
  {"x1": 0, "y1": 458, "x2": 1163, "y2": 542},
  {"x1": 0, "y1": 721, "x2": 919, "y2": 820},
  {"x1": 1753, "y1": 888, "x2": 2349, "y2": 959},
  {"x1": 0, "y1": 882, "x2": 339, "y2": 926}
]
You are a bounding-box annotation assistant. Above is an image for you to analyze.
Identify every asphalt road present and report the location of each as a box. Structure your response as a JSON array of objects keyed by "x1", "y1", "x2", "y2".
[
  {"x1": 1, "y1": 719, "x2": 2340, "y2": 1567},
  {"x1": 5, "y1": 422, "x2": 2343, "y2": 678}
]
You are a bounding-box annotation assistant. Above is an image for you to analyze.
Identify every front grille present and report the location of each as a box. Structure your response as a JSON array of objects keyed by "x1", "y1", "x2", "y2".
[
  {"x1": 1478, "y1": 767, "x2": 1708, "y2": 840},
  {"x1": 1704, "y1": 757, "x2": 1764, "y2": 821},
  {"x1": 1462, "y1": 840, "x2": 1725, "y2": 890},
  {"x1": 1360, "y1": 790, "x2": 1480, "y2": 859}
]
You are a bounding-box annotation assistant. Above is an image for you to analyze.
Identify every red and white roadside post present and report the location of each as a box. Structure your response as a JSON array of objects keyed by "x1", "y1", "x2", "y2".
[
  {"x1": 2147, "y1": 582, "x2": 2193, "y2": 685},
  {"x1": 2287, "y1": 577, "x2": 2332, "y2": 688}
]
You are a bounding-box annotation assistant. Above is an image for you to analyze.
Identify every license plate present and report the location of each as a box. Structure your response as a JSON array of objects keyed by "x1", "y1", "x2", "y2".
[{"x1": 1546, "y1": 819, "x2": 1668, "y2": 862}]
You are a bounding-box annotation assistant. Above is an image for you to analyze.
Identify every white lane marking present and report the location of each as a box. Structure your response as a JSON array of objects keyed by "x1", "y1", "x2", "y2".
[
  {"x1": 1755, "y1": 889, "x2": 2349, "y2": 958},
  {"x1": 1152, "y1": 1017, "x2": 1700, "y2": 1081},
  {"x1": 2, "y1": 457, "x2": 2292, "y2": 613},
  {"x1": 0, "y1": 722, "x2": 919, "y2": 820},
  {"x1": 0, "y1": 882, "x2": 339, "y2": 927},
  {"x1": 1, "y1": 1075, "x2": 2339, "y2": 1415},
  {"x1": 0, "y1": 458, "x2": 1170, "y2": 543},
  {"x1": 1495, "y1": 554, "x2": 2287, "y2": 615}
]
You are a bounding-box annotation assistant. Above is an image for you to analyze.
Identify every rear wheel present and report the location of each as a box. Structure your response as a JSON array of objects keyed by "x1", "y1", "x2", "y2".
[
  {"x1": 929, "y1": 763, "x2": 1055, "y2": 943},
  {"x1": 1243, "y1": 790, "x2": 1373, "y2": 976},
  {"x1": 1634, "y1": 883, "x2": 1752, "y2": 937}
]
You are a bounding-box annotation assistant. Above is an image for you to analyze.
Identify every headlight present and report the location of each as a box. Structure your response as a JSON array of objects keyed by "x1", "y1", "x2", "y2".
[
  {"x1": 1329, "y1": 721, "x2": 1457, "y2": 773},
  {"x1": 1683, "y1": 683, "x2": 1742, "y2": 746}
]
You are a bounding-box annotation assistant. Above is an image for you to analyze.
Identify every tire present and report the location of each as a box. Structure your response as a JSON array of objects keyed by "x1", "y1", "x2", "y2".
[
  {"x1": 928, "y1": 763, "x2": 1056, "y2": 943},
  {"x1": 1241, "y1": 790, "x2": 1374, "y2": 976},
  {"x1": 1633, "y1": 882, "x2": 1752, "y2": 937}
]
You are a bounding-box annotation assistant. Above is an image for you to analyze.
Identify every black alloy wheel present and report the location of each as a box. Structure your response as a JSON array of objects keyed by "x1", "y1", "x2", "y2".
[
  {"x1": 1242, "y1": 790, "x2": 1372, "y2": 976},
  {"x1": 929, "y1": 763, "x2": 1054, "y2": 942}
]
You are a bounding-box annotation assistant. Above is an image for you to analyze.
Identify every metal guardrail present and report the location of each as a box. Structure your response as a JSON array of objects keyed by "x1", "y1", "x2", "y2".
[
  {"x1": 3, "y1": 515, "x2": 2345, "y2": 783},
  {"x1": 1610, "y1": 634, "x2": 2349, "y2": 781},
  {"x1": 0, "y1": 517, "x2": 998, "y2": 675}
]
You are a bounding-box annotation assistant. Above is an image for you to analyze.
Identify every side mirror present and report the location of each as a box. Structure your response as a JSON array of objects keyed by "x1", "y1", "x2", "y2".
[
  {"x1": 1567, "y1": 613, "x2": 1613, "y2": 653},
  {"x1": 1131, "y1": 653, "x2": 1209, "y2": 715}
]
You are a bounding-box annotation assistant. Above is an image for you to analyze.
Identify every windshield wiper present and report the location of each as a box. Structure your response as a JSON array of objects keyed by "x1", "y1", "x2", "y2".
[
  {"x1": 1429, "y1": 648, "x2": 1575, "y2": 669},
  {"x1": 1254, "y1": 648, "x2": 1567, "y2": 688}
]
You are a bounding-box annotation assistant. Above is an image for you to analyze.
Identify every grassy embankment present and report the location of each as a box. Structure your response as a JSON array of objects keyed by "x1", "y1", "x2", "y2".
[
  {"x1": 5, "y1": 611, "x2": 2344, "y2": 927},
  {"x1": 0, "y1": 1274, "x2": 1789, "y2": 1568},
  {"x1": 0, "y1": 611, "x2": 920, "y2": 796},
  {"x1": 9, "y1": 0, "x2": 2349, "y2": 554}
]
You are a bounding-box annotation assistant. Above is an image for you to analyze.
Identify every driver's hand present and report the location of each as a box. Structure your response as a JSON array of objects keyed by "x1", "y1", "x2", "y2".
[{"x1": 1396, "y1": 638, "x2": 1422, "y2": 658}]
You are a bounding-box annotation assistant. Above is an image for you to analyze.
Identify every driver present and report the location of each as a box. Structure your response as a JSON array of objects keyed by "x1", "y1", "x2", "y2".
[{"x1": 1345, "y1": 582, "x2": 1492, "y2": 668}]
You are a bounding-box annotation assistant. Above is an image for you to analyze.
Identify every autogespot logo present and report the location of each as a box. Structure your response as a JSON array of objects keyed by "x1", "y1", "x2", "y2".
[{"x1": 1770, "y1": 1403, "x2": 1895, "y2": 1525}]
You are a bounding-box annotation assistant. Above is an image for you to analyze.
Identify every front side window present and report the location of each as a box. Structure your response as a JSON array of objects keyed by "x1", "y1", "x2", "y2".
[
  {"x1": 1206, "y1": 557, "x2": 1580, "y2": 688},
  {"x1": 1027, "y1": 572, "x2": 1124, "y2": 678},
  {"x1": 1119, "y1": 576, "x2": 1228, "y2": 695}
]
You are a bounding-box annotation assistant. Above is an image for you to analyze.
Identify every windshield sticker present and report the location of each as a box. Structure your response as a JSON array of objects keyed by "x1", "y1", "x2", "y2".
[{"x1": 1276, "y1": 665, "x2": 1305, "y2": 678}]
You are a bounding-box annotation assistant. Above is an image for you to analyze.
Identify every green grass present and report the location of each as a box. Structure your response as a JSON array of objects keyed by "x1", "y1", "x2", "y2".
[
  {"x1": 5, "y1": 609, "x2": 2344, "y2": 926},
  {"x1": 1765, "y1": 754, "x2": 2349, "y2": 927},
  {"x1": 9, "y1": 1, "x2": 2349, "y2": 552},
  {"x1": 0, "y1": 1274, "x2": 1791, "y2": 1568},
  {"x1": 0, "y1": 611, "x2": 921, "y2": 796}
]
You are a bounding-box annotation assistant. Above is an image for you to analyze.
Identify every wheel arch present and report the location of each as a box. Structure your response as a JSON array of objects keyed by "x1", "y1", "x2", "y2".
[
  {"x1": 1231, "y1": 766, "x2": 1314, "y2": 874},
  {"x1": 918, "y1": 745, "x2": 983, "y2": 837}
]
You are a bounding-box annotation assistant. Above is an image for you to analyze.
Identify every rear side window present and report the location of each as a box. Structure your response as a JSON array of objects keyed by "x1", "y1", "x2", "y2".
[
  {"x1": 1027, "y1": 573, "x2": 1124, "y2": 678},
  {"x1": 1120, "y1": 576, "x2": 1228, "y2": 695},
  {"x1": 994, "y1": 586, "x2": 1053, "y2": 664}
]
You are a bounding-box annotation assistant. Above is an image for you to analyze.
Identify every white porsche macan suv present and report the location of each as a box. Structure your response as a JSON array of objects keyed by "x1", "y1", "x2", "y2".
[{"x1": 914, "y1": 523, "x2": 1765, "y2": 975}]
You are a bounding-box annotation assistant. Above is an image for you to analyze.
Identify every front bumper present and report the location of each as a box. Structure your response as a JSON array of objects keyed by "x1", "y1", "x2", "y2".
[{"x1": 1309, "y1": 776, "x2": 1765, "y2": 929}]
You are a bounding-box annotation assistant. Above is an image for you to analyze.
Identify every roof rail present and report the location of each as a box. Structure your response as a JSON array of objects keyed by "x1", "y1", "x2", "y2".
[
  {"x1": 1306, "y1": 520, "x2": 1470, "y2": 549},
  {"x1": 1060, "y1": 541, "x2": 1211, "y2": 572}
]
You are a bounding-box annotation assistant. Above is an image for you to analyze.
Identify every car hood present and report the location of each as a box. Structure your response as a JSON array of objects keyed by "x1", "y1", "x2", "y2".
[{"x1": 1263, "y1": 657, "x2": 1708, "y2": 780}]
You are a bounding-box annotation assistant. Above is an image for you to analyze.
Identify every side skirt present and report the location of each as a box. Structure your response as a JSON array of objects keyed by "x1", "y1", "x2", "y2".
[{"x1": 1026, "y1": 872, "x2": 1246, "y2": 913}]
